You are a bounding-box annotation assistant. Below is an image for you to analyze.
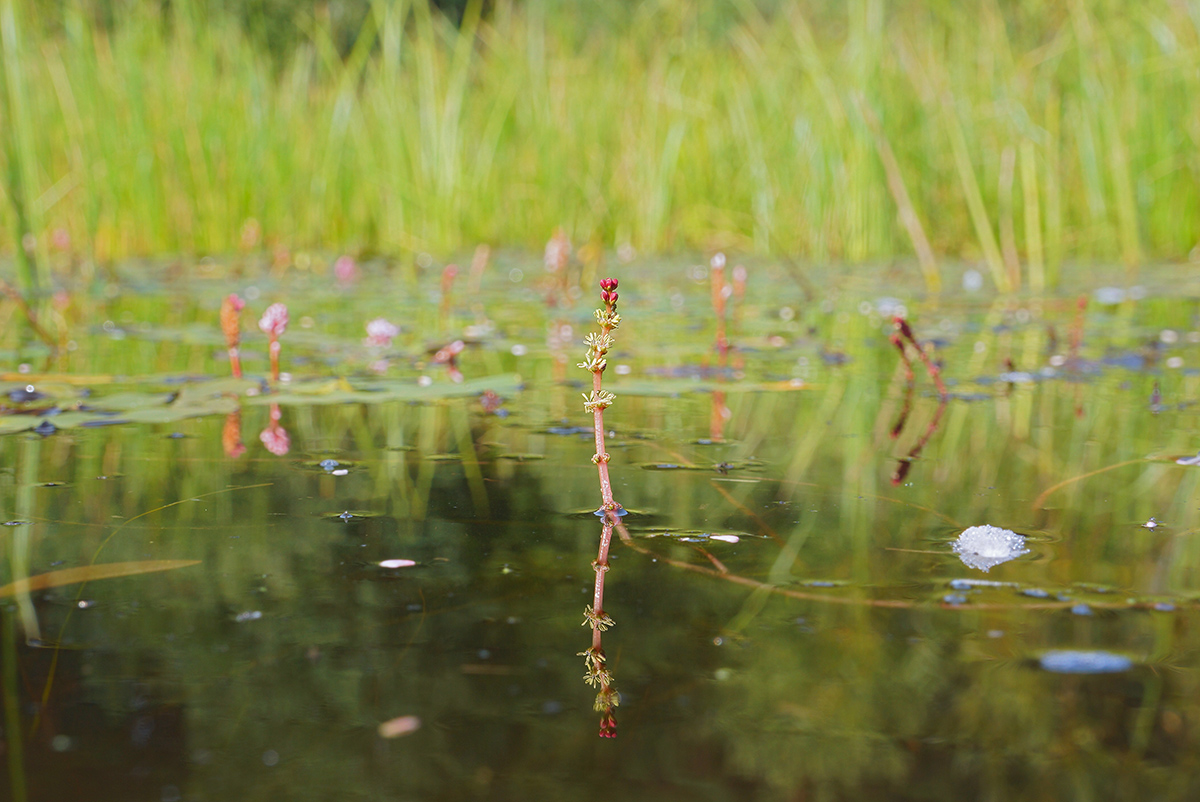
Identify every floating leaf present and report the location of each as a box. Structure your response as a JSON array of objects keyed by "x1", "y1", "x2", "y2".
[
  {"x1": 1039, "y1": 650, "x2": 1134, "y2": 674},
  {"x1": 245, "y1": 373, "x2": 524, "y2": 407},
  {"x1": 0, "y1": 560, "x2": 201, "y2": 597}
]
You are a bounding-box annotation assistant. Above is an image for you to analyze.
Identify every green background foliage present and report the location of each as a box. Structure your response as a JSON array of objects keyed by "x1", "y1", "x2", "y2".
[{"x1": 0, "y1": 0, "x2": 1196, "y2": 282}]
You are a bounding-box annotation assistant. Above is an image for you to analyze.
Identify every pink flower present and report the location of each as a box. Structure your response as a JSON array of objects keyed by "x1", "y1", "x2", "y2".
[
  {"x1": 258, "y1": 303, "x2": 289, "y2": 338},
  {"x1": 365, "y1": 318, "x2": 399, "y2": 348},
  {"x1": 334, "y1": 255, "x2": 358, "y2": 284}
]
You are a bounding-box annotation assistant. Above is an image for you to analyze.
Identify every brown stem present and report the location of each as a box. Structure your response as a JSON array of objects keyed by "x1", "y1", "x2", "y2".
[
  {"x1": 893, "y1": 316, "x2": 947, "y2": 398},
  {"x1": 591, "y1": 300, "x2": 621, "y2": 513},
  {"x1": 592, "y1": 518, "x2": 614, "y2": 650}
]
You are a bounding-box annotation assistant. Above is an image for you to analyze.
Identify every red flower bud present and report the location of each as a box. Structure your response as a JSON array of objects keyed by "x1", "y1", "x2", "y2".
[{"x1": 599, "y1": 277, "x2": 618, "y2": 292}]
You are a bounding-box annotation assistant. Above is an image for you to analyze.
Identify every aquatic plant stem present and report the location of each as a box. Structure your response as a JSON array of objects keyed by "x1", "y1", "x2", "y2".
[
  {"x1": 582, "y1": 513, "x2": 619, "y2": 737},
  {"x1": 591, "y1": 372, "x2": 618, "y2": 511},
  {"x1": 893, "y1": 315, "x2": 947, "y2": 399},
  {"x1": 581, "y1": 278, "x2": 622, "y2": 513}
]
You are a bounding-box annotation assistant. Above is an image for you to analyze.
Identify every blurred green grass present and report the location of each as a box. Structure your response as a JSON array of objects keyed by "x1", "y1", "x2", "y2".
[{"x1": 2, "y1": 0, "x2": 1199, "y2": 287}]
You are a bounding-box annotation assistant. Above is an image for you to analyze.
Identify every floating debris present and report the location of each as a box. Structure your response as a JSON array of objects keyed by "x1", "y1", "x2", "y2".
[
  {"x1": 235, "y1": 610, "x2": 263, "y2": 623},
  {"x1": 321, "y1": 509, "x2": 383, "y2": 522},
  {"x1": 952, "y1": 525, "x2": 1029, "y2": 572},
  {"x1": 641, "y1": 529, "x2": 755, "y2": 542},
  {"x1": 1039, "y1": 650, "x2": 1133, "y2": 674},
  {"x1": 495, "y1": 453, "x2": 546, "y2": 462},
  {"x1": 1140, "y1": 517, "x2": 1162, "y2": 530},
  {"x1": 378, "y1": 715, "x2": 421, "y2": 739},
  {"x1": 1177, "y1": 453, "x2": 1200, "y2": 466},
  {"x1": 379, "y1": 559, "x2": 417, "y2": 569},
  {"x1": 948, "y1": 578, "x2": 1015, "y2": 590}
]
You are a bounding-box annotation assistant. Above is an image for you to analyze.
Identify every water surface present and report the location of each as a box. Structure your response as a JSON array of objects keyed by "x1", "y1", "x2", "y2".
[{"x1": 2, "y1": 259, "x2": 1200, "y2": 800}]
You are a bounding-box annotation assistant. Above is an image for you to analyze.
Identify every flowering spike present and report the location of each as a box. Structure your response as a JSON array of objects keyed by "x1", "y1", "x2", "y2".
[{"x1": 220, "y1": 294, "x2": 246, "y2": 378}]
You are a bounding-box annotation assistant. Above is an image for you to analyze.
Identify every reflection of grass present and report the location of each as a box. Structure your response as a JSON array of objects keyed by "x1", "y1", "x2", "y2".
[
  {"x1": 1, "y1": 2, "x2": 1197, "y2": 277},
  {"x1": 3, "y1": 276, "x2": 1200, "y2": 796}
]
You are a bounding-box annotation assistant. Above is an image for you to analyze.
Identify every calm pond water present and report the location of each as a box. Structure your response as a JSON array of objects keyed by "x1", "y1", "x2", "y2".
[{"x1": 2, "y1": 258, "x2": 1200, "y2": 801}]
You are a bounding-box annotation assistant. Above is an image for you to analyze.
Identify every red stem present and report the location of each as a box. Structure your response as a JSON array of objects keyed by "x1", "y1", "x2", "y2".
[
  {"x1": 592, "y1": 300, "x2": 621, "y2": 513},
  {"x1": 268, "y1": 338, "x2": 280, "y2": 382}
]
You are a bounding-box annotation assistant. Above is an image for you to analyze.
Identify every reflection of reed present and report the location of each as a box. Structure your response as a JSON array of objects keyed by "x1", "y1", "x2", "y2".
[{"x1": 890, "y1": 399, "x2": 947, "y2": 486}]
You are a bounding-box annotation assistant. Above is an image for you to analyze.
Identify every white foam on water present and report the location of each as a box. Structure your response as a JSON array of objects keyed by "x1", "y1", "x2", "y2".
[{"x1": 952, "y1": 525, "x2": 1030, "y2": 572}]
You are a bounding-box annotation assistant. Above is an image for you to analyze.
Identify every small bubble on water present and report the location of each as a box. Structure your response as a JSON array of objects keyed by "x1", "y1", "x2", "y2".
[
  {"x1": 712, "y1": 637, "x2": 724, "y2": 646},
  {"x1": 262, "y1": 750, "x2": 279, "y2": 767},
  {"x1": 51, "y1": 735, "x2": 72, "y2": 752},
  {"x1": 508, "y1": 268, "x2": 524, "y2": 282}
]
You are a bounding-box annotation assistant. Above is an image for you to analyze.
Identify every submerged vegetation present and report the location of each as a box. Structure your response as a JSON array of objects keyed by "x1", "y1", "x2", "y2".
[{"x1": 0, "y1": 0, "x2": 1199, "y2": 288}]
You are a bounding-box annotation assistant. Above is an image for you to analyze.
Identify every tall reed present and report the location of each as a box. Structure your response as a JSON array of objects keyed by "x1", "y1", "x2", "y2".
[{"x1": 1, "y1": 1, "x2": 1198, "y2": 286}]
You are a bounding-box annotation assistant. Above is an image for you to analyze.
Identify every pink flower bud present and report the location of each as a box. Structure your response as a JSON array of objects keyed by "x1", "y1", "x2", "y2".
[
  {"x1": 258, "y1": 303, "x2": 289, "y2": 338},
  {"x1": 365, "y1": 318, "x2": 399, "y2": 348},
  {"x1": 599, "y1": 277, "x2": 618, "y2": 292}
]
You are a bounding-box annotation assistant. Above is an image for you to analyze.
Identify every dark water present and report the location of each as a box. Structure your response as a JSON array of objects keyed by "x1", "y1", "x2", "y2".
[{"x1": 2, "y1": 259, "x2": 1200, "y2": 800}]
